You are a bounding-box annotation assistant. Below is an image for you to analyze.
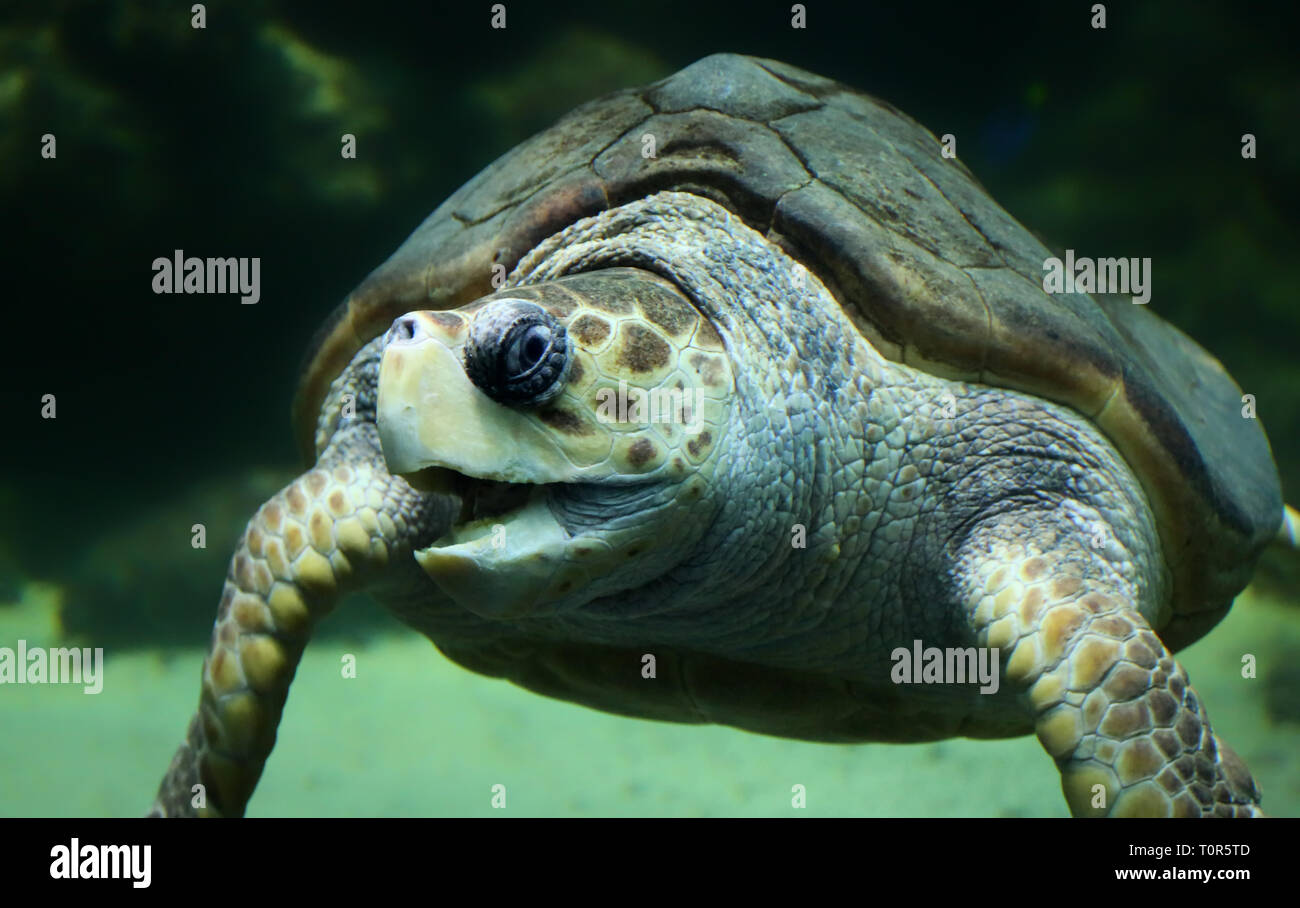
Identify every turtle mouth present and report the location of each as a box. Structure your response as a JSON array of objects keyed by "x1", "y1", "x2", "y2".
[
  {"x1": 391, "y1": 456, "x2": 673, "y2": 621},
  {"x1": 396, "y1": 463, "x2": 594, "y2": 619},
  {"x1": 401, "y1": 466, "x2": 541, "y2": 539}
]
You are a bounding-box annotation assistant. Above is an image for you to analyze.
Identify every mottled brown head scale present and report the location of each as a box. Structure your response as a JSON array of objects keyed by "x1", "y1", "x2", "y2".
[
  {"x1": 615, "y1": 324, "x2": 673, "y2": 374},
  {"x1": 690, "y1": 318, "x2": 726, "y2": 352},
  {"x1": 538, "y1": 405, "x2": 593, "y2": 436},
  {"x1": 425, "y1": 311, "x2": 468, "y2": 334},
  {"x1": 688, "y1": 352, "x2": 725, "y2": 388},
  {"x1": 636, "y1": 286, "x2": 699, "y2": 338},
  {"x1": 685, "y1": 430, "x2": 713, "y2": 459},
  {"x1": 569, "y1": 314, "x2": 613, "y2": 349},
  {"x1": 553, "y1": 270, "x2": 635, "y2": 314},
  {"x1": 626, "y1": 437, "x2": 657, "y2": 469}
]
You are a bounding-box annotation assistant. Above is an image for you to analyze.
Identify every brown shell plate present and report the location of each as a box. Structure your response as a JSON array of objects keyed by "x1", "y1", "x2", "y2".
[{"x1": 293, "y1": 54, "x2": 1281, "y2": 649}]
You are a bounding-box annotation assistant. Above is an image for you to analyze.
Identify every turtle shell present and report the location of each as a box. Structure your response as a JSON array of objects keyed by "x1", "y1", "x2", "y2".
[{"x1": 294, "y1": 53, "x2": 1282, "y2": 650}]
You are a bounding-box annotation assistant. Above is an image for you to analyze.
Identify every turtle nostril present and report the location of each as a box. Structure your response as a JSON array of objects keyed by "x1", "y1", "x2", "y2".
[{"x1": 387, "y1": 316, "x2": 419, "y2": 345}]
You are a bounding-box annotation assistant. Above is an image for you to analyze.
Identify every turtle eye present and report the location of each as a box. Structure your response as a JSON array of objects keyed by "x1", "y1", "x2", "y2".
[{"x1": 464, "y1": 299, "x2": 570, "y2": 406}]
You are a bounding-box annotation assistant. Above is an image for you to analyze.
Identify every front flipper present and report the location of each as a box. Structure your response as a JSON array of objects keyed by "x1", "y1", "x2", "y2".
[
  {"x1": 150, "y1": 337, "x2": 454, "y2": 817},
  {"x1": 962, "y1": 512, "x2": 1262, "y2": 817},
  {"x1": 149, "y1": 421, "x2": 450, "y2": 817}
]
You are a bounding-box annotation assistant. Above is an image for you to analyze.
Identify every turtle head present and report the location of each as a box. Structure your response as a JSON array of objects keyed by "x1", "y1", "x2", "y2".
[{"x1": 376, "y1": 268, "x2": 735, "y2": 618}]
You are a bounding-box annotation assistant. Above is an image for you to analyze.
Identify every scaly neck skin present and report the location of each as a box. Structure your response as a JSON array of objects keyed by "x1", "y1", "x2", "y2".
[{"x1": 510, "y1": 192, "x2": 1166, "y2": 674}]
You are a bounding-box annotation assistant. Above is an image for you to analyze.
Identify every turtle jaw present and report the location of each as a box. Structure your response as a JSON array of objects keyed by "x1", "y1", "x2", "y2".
[
  {"x1": 382, "y1": 469, "x2": 631, "y2": 619},
  {"x1": 395, "y1": 464, "x2": 584, "y2": 619},
  {"x1": 411, "y1": 485, "x2": 586, "y2": 618}
]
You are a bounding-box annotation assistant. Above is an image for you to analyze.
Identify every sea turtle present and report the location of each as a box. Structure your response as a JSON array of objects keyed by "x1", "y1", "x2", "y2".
[{"x1": 150, "y1": 53, "x2": 1295, "y2": 818}]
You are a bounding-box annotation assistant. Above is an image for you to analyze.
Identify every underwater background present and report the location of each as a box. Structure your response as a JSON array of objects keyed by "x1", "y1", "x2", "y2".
[{"x1": 1, "y1": 0, "x2": 1297, "y2": 817}]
